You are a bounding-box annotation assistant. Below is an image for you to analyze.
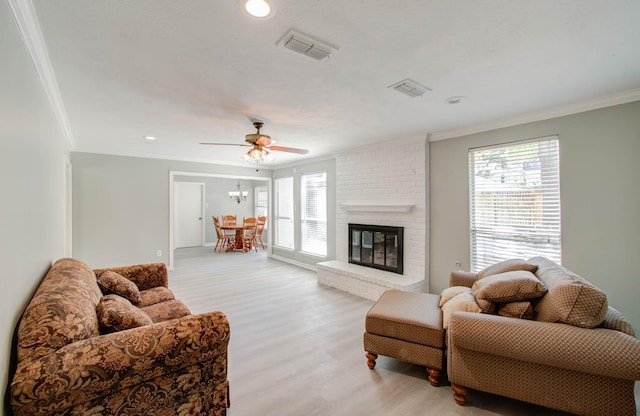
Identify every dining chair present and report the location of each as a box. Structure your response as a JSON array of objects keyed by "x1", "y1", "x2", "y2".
[
  {"x1": 240, "y1": 217, "x2": 258, "y2": 253},
  {"x1": 222, "y1": 215, "x2": 237, "y2": 227},
  {"x1": 255, "y1": 216, "x2": 267, "y2": 249},
  {"x1": 212, "y1": 216, "x2": 226, "y2": 253}
]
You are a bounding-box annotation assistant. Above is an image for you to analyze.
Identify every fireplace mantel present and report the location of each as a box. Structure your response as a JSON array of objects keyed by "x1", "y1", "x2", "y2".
[{"x1": 340, "y1": 203, "x2": 414, "y2": 213}]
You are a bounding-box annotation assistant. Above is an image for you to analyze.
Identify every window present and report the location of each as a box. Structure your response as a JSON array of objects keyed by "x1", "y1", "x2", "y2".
[
  {"x1": 301, "y1": 172, "x2": 327, "y2": 256},
  {"x1": 469, "y1": 136, "x2": 561, "y2": 271},
  {"x1": 254, "y1": 185, "x2": 268, "y2": 218},
  {"x1": 274, "y1": 177, "x2": 294, "y2": 249}
]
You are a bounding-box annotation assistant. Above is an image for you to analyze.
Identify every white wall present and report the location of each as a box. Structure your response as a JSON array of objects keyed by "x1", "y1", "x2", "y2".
[
  {"x1": 71, "y1": 153, "x2": 270, "y2": 268},
  {"x1": 430, "y1": 100, "x2": 640, "y2": 331},
  {"x1": 335, "y1": 136, "x2": 429, "y2": 284},
  {"x1": 1, "y1": 3, "x2": 69, "y2": 412}
]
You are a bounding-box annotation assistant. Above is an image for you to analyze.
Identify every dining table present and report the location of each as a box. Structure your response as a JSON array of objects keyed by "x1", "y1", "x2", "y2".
[{"x1": 220, "y1": 225, "x2": 245, "y2": 252}]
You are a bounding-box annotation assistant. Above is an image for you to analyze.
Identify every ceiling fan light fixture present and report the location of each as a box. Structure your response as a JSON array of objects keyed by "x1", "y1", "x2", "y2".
[{"x1": 244, "y1": 0, "x2": 271, "y2": 18}]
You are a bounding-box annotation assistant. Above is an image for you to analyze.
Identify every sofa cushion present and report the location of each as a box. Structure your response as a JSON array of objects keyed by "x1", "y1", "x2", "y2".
[
  {"x1": 497, "y1": 301, "x2": 534, "y2": 320},
  {"x1": 139, "y1": 286, "x2": 175, "y2": 307},
  {"x1": 142, "y1": 299, "x2": 191, "y2": 323},
  {"x1": 441, "y1": 291, "x2": 481, "y2": 329},
  {"x1": 477, "y1": 258, "x2": 539, "y2": 279},
  {"x1": 598, "y1": 306, "x2": 635, "y2": 336},
  {"x1": 96, "y1": 294, "x2": 153, "y2": 332},
  {"x1": 439, "y1": 286, "x2": 471, "y2": 307},
  {"x1": 529, "y1": 257, "x2": 608, "y2": 328},
  {"x1": 97, "y1": 271, "x2": 142, "y2": 305},
  {"x1": 472, "y1": 270, "x2": 548, "y2": 303}
]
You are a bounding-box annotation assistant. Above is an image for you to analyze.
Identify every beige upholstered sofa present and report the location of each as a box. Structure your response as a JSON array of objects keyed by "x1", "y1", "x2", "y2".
[
  {"x1": 10, "y1": 258, "x2": 230, "y2": 416},
  {"x1": 446, "y1": 256, "x2": 640, "y2": 416}
]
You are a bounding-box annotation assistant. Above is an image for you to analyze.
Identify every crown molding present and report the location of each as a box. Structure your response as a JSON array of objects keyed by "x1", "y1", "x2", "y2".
[
  {"x1": 8, "y1": 0, "x2": 75, "y2": 149},
  {"x1": 429, "y1": 88, "x2": 640, "y2": 142}
]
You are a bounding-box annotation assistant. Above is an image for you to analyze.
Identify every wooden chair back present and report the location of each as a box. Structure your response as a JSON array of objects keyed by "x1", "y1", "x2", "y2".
[{"x1": 222, "y1": 215, "x2": 237, "y2": 227}]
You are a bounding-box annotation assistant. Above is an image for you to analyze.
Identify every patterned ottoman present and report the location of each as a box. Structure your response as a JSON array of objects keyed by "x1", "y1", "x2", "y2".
[{"x1": 364, "y1": 290, "x2": 445, "y2": 386}]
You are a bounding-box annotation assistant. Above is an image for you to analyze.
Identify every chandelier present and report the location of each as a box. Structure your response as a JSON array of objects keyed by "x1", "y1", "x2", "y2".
[{"x1": 228, "y1": 181, "x2": 248, "y2": 204}]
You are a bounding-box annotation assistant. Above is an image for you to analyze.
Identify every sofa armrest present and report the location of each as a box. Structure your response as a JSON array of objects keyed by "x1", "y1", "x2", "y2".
[
  {"x1": 10, "y1": 311, "x2": 229, "y2": 416},
  {"x1": 94, "y1": 262, "x2": 168, "y2": 290},
  {"x1": 449, "y1": 312, "x2": 640, "y2": 380},
  {"x1": 449, "y1": 271, "x2": 477, "y2": 288}
]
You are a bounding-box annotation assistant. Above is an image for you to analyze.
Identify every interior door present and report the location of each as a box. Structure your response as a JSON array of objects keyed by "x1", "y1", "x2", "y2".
[{"x1": 174, "y1": 182, "x2": 204, "y2": 248}]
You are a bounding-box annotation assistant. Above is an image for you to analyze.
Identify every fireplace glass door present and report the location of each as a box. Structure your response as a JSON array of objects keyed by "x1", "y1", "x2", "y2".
[{"x1": 349, "y1": 224, "x2": 403, "y2": 274}]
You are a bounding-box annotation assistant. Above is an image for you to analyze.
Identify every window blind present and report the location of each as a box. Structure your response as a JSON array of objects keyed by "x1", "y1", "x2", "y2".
[
  {"x1": 301, "y1": 171, "x2": 327, "y2": 256},
  {"x1": 469, "y1": 136, "x2": 561, "y2": 271},
  {"x1": 274, "y1": 177, "x2": 294, "y2": 249}
]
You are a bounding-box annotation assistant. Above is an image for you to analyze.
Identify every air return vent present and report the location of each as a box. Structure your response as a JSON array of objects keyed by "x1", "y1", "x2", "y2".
[
  {"x1": 277, "y1": 29, "x2": 335, "y2": 61},
  {"x1": 388, "y1": 79, "x2": 432, "y2": 98}
]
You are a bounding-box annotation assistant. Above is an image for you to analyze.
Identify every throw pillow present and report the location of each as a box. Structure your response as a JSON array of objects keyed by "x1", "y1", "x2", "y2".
[
  {"x1": 441, "y1": 292, "x2": 482, "y2": 329},
  {"x1": 96, "y1": 294, "x2": 153, "y2": 333},
  {"x1": 97, "y1": 271, "x2": 142, "y2": 305},
  {"x1": 477, "y1": 259, "x2": 539, "y2": 279},
  {"x1": 497, "y1": 301, "x2": 534, "y2": 320},
  {"x1": 439, "y1": 286, "x2": 472, "y2": 307},
  {"x1": 472, "y1": 270, "x2": 548, "y2": 303}
]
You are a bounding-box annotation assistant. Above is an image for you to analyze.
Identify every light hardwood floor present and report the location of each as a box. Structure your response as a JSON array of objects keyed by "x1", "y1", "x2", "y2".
[{"x1": 170, "y1": 247, "x2": 638, "y2": 416}]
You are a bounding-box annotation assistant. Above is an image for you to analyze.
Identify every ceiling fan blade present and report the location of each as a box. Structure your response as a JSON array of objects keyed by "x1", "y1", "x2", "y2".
[
  {"x1": 269, "y1": 145, "x2": 309, "y2": 154},
  {"x1": 200, "y1": 142, "x2": 251, "y2": 147}
]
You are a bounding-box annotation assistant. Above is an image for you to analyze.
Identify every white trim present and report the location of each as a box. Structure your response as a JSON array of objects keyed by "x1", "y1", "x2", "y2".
[
  {"x1": 270, "y1": 254, "x2": 317, "y2": 272},
  {"x1": 429, "y1": 88, "x2": 640, "y2": 141},
  {"x1": 340, "y1": 203, "x2": 414, "y2": 213},
  {"x1": 7, "y1": 0, "x2": 75, "y2": 150}
]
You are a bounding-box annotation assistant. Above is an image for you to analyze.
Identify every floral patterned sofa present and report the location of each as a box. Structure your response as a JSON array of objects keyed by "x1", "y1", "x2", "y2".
[{"x1": 10, "y1": 258, "x2": 230, "y2": 416}]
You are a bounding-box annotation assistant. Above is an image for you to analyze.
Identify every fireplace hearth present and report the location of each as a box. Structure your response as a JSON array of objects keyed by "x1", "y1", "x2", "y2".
[{"x1": 348, "y1": 224, "x2": 403, "y2": 274}]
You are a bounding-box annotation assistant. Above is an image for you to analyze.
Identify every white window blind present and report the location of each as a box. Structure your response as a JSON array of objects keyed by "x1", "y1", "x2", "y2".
[
  {"x1": 469, "y1": 136, "x2": 561, "y2": 272},
  {"x1": 301, "y1": 172, "x2": 327, "y2": 256},
  {"x1": 274, "y1": 177, "x2": 294, "y2": 249}
]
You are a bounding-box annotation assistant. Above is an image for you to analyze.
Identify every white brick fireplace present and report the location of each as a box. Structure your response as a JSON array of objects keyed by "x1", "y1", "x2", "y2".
[{"x1": 317, "y1": 136, "x2": 429, "y2": 300}]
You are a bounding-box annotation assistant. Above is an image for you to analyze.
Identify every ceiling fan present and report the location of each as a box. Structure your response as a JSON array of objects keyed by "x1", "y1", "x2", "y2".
[{"x1": 200, "y1": 121, "x2": 309, "y2": 168}]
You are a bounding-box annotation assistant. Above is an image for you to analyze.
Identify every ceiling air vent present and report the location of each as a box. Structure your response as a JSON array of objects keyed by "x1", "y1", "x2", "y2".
[
  {"x1": 277, "y1": 29, "x2": 335, "y2": 61},
  {"x1": 388, "y1": 79, "x2": 432, "y2": 98}
]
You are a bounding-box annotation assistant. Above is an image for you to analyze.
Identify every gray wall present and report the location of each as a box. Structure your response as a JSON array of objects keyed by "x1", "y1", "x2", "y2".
[
  {"x1": 1, "y1": 3, "x2": 69, "y2": 412},
  {"x1": 272, "y1": 158, "x2": 337, "y2": 268},
  {"x1": 430, "y1": 100, "x2": 640, "y2": 331},
  {"x1": 71, "y1": 153, "x2": 270, "y2": 268}
]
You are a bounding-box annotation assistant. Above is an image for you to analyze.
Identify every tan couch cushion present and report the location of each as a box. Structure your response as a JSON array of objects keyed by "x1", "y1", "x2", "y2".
[
  {"x1": 441, "y1": 291, "x2": 481, "y2": 329},
  {"x1": 529, "y1": 257, "x2": 608, "y2": 328},
  {"x1": 96, "y1": 294, "x2": 153, "y2": 332},
  {"x1": 497, "y1": 301, "x2": 534, "y2": 320},
  {"x1": 599, "y1": 306, "x2": 635, "y2": 336},
  {"x1": 439, "y1": 286, "x2": 471, "y2": 307},
  {"x1": 477, "y1": 259, "x2": 539, "y2": 279},
  {"x1": 472, "y1": 270, "x2": 548, "y2": 303},
  {"x1": 97, "y1": 271, "x2": 142, "y2": 305}
]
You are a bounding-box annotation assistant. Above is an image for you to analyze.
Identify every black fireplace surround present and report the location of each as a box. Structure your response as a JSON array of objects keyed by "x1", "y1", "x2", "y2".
[{"x1": 348, "y1": 224, "x2": 403, "y2": 274}]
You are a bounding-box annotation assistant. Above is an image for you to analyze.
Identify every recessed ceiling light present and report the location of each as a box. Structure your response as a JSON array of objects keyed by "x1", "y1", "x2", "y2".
[
  {"x1": 143, "y1": 136, "x2": 157, "y2": 141},
  {"x1": 446, "y1": 96, "x2": 465, "y2": 105},
  {"x1": 244, "y1": 0, "x2": 271, "y2": 17}
]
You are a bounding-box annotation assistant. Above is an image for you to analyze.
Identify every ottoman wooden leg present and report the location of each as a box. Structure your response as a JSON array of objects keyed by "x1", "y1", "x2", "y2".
[
  {"x1": 365, "y1": 352, "x2": 378, "y2": 369},
  {"x1": 426, "y1": 368, "x2": 441, "y2": 387},
  {"x1": 452, "y1": 384, "x2": 467, "y2": 406}
]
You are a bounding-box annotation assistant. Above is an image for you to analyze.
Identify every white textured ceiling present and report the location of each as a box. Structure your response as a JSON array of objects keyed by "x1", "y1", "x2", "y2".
[{"x1": 31, "y1": 0, "x2": 640, "y2": 167}]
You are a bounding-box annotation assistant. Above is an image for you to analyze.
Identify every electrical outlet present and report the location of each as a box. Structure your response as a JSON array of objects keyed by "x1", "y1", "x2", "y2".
[{"x1": 156, "y1": 250, "x2": 162, "y2": 257}]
